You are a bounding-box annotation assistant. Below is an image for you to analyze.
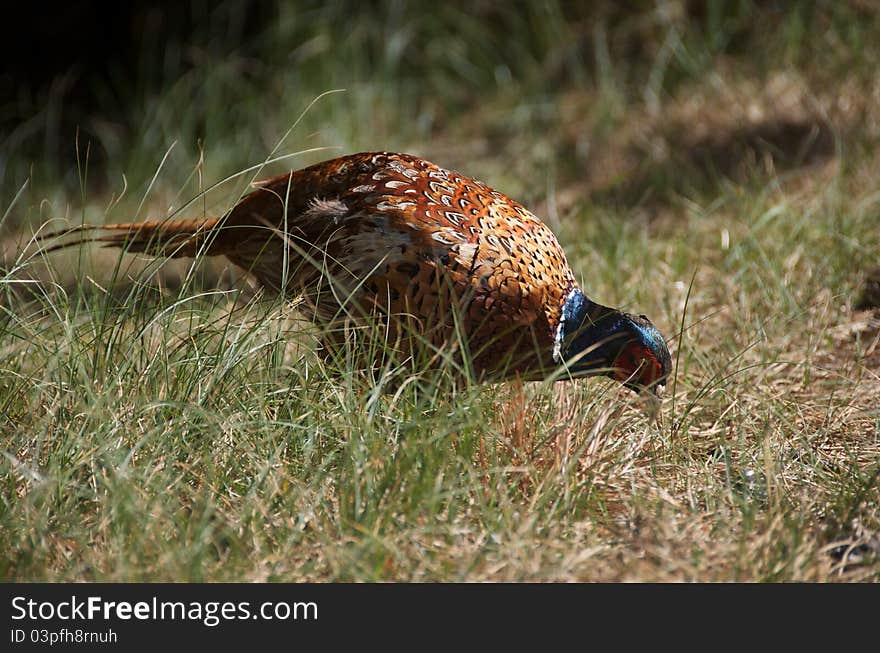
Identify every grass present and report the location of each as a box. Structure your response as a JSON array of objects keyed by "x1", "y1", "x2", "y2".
[{"x1": 1, "y1": 1, "x2": 878, "y2": 581}]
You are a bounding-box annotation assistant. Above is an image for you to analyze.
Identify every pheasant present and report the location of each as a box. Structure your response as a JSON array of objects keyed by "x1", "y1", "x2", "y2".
[{"x1": 42, "y1": 152, "x2": 671, "y2": 393}]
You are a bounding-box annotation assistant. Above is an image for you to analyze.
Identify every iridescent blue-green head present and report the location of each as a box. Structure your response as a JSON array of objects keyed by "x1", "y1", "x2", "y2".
[{"x1": 552, "y1": 289, "x2": 671, "y2": 394}]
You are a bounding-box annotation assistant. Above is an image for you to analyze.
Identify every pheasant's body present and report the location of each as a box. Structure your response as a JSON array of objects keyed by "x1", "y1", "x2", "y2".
[{"x1": 46, "y1": 152, "x2": 671, "y2": 390}]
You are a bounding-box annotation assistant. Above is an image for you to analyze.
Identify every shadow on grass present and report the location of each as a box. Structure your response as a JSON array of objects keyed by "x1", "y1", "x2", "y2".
[{"x1": 588, "y1": 117, "x2": 836, "y2": 208}]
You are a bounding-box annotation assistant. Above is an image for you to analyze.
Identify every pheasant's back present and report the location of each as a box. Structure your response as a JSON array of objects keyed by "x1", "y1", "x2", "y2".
[{"x1": 218, "y1": 152, "x2": 578, "y2": 373}]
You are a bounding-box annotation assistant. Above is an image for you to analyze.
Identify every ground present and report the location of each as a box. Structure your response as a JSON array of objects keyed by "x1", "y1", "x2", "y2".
[{"x1": 1, "y1": 2, "x2": 878, "y2": 581}]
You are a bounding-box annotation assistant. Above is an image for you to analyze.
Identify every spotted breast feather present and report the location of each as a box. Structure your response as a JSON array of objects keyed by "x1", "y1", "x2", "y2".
[{"x1": 41, "y1": 152, "x2": 671, "y2": 393}]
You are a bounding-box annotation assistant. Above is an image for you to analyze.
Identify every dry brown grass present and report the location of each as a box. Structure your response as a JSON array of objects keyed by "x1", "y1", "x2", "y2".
[{"x1": 2, "y1": 2, "x2": 878, "y2": 582}]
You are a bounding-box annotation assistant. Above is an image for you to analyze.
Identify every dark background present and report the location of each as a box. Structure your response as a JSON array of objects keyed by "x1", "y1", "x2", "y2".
[
  {"x1": 2, "y1": 1, "x2": 776, "y2": 174},
  {"x1": 2, "y1": 2, "x2": 275, "y2": 168}
]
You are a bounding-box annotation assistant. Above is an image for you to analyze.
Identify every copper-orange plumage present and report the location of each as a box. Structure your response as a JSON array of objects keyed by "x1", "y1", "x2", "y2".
[{"x1": 44, "y1": 152, "x2": 671, "y2": 392}]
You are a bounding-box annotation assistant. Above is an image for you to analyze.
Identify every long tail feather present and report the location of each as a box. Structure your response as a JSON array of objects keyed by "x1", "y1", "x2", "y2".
[{"x1": 37, "y1": 217, "x2": 225, "y2": 258}]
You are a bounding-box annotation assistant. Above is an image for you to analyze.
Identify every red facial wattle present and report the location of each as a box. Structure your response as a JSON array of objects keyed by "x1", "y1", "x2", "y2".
[{"x1": 613, "y1": 342, "x2": 665, "y2": 391}]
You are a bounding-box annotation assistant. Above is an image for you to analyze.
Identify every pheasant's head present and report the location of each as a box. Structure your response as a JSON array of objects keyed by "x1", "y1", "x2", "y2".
[{"x1": 553, "y1": 289, "x2": 671, "y2": 394}]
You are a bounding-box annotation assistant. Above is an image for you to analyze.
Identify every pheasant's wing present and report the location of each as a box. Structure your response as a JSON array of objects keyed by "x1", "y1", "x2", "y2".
[
  {"x1": 277, "y1": 153, "x2": 579, "y2": 370},
  {"x1": 213, "y1": 153, "x2": 383, "y2": 294}
]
